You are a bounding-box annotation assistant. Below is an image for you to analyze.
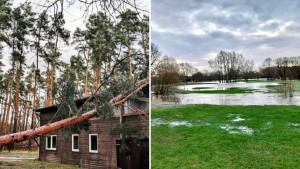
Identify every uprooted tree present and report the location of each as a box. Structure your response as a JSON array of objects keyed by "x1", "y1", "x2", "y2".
[
  {"x1": 0, "y1": 78, "x2": 149, "y2": 146},
  {"x1": 0, "y1": 0, "x2": 149, "y2": 149}
]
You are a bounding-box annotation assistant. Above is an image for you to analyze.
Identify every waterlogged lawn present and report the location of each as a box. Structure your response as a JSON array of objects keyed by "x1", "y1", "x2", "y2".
[
  {"x1": 151, "y1": 105, "x2": 300, "y2": 168},
  {"x1": 237, "y1": 79, "x2": 281, "y2": 83},
  {"x1": 175, "y1": 88, "x2": 259, "y2": 94},
  {"x1": 192, "y1": 87, "x2": 212, "y2": 90}
]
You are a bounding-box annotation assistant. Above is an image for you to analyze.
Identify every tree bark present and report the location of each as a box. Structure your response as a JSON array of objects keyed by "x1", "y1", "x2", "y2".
[
  {"x1": 49, "y1": 34, "x2": 59, "y2": 106},
  {"x1": 0, "y1": 80, "x2": 149, "y2": 146},
  {"x1": 32, "y1": 35, "x2": 39, "y2": 129},
  {"x1": 4, "y1": 77, "x2": 13, "y2": 135},
  {"x1": 0, "y1": 78, "x2": 12, "y2": 133},
  {"x1": 128, "y1": 46, "x2": 133, "y2": 77},
  {"x1": 13, "y1": 62, "x2": 22, "y2": 133},
  {"x1": 84, "y1": 42, "x2": 91, "y2": 97},
  {"x1": 46, "y1": 63, "x2": 50, "y2": 106}
]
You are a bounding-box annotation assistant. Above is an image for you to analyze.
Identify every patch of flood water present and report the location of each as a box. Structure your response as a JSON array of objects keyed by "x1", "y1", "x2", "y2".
[
  {"x1": 152, "y1": 93, "x2": 300, "y2": 107},
  {"x1": 178, "y1": 81, "x2": 279, "y2": 92},
  {"x1": 151, "y1": 118, "x2": 192, "y2": 127},
  {"x1": 152, "y1": 81, "x2": 300, "y2": 107},
  {"x1": 231, "y1": 114, "x2": 245, "y2": 122},
  {"x1": 220, "y1": 124, "x2": 254, "y2": 134},
  {"x1": 290, "y1": 123, "x2": 300, "y2": 127}
]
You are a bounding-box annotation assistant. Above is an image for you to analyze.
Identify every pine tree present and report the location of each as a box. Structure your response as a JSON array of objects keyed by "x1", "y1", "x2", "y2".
[
  {"x1": 72, "y1": 28, "x2": 91, "y2": 97},
  {"x1": 31, "y1": 10, "x2": 49, "y2": 129},
  {"x1": 47, "y1": 12, "x2": 70, "y2": 106},
  {"x1": 10, "y1": 3, "x2": 35, "y2": 134},
  {"x1": 116, "y1": 10, "x2": 140, "y2": 78}
]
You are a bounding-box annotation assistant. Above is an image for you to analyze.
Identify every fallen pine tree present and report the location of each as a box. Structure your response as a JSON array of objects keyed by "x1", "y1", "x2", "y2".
[{"x1": 0, "y1": 79, "x2": 149, "y2": 147}]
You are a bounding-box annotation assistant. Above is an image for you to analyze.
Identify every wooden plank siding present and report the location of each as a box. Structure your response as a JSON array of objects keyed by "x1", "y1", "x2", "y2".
[{"x1": 38, "y1": 99, "x2": 148, "y2": 169}]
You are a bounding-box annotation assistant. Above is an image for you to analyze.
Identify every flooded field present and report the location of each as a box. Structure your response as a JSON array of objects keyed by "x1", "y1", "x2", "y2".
[{"x1": 152, "y1": 81, "x2": 300, "y2": 107}]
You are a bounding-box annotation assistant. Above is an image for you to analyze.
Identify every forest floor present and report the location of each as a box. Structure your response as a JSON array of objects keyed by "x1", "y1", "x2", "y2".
[
  {"x1": 0, "y1": 152, "x2": 83, "y2": 168},
  {"x1": 151, "y1": 105, "x2": 300, "y2": 168},
  {"x1": 0, "y1": 159, "x2": 84, "y2": 169}
]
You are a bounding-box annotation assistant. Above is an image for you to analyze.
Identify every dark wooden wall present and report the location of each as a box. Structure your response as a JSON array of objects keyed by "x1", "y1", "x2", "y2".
[{"x1": 39, "y1": 109, "x2": 148, "y2": 169}]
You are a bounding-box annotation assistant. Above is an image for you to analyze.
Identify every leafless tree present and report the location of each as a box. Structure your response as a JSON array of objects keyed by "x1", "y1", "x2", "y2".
[{"x1": 209, "y1": 50, "x2": 245, "y2": 83}]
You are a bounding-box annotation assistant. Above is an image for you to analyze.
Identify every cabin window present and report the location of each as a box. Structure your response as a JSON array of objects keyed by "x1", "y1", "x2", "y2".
[
  {"x1": 72, "y1": 134, "x2": 79, "y2": 152},
  {"x1": 89, "y1": 134, "x2": 98, "y2": 153},
  {"x1": 46, "y1": 135, "x2": 56, "y2": 150}
]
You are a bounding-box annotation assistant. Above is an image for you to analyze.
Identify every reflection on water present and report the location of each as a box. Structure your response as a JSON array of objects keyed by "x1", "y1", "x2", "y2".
[
  {"x1": 152, "y1": 94, "x2": 182, "y2": 107},
  {"x1": 152, "y1": 81, "x2": 300, "y2": 107}
]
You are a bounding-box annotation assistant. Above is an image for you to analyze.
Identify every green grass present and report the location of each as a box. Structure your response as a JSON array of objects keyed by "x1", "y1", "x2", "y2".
[
  {"x1": 192, "y1": 87, "x2": 213, "y2": 90},
  {"x1": 237, "y1": 79, "x2": 281, "y2": 83},
  {"x1": 177, "y1": 82, "x2": 218, "y2": 85},
  {"x1": 152, "y1": 105, "x2": 300, "y2": 169},
  {"x1": 175, "y1": 88, "x2": 259, "y2": 94}
]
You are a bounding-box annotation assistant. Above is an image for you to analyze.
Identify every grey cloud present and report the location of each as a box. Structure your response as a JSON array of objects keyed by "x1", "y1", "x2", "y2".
[{"x1": 152, "y1": 0, "x2": 300, "y2": 70}]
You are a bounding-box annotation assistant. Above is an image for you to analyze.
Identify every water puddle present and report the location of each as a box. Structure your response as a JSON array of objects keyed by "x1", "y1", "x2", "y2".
[
  {"x1": 220, "y1": 124, "x2": 254, "y2": 134},
  {"x1": 290, "y1": 123, "x2": 300, "y2": 127},
  {"x1": 230, "y1": 114, "x2": 245, "y2": 122},
  {"x1": 169, "y1": 121, "x2": 192, "y2": 127},
  {"x1": 151, "y1": 118, "x2": 192, "y2": 127}
]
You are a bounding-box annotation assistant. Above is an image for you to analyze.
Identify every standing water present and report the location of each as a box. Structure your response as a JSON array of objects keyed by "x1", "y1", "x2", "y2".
[{"x1": 152, "y1": 81, "x2": 300, "y2": 107}]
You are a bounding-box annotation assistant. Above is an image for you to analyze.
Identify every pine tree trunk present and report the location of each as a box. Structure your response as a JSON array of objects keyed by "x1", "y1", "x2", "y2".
[
  {"x1": 109, "y1": 61, "x2": 112, "y2": 73},
  {"x1": 85, "y1": 42, "x2": 91, "y2": 97},
  {"x1": 128, "y1": 46, "x2": 133, "y2": 77},
  {"x1": 3, "y1": 77, "x2": 13, "y2": 135},
  {"x1": 98, "y1": 61, "x2": 102, "y2": 90},
  {"x1": 24, "y1": 101, "x2": 30, "y2": 131},
  {"x1": 49, "y1": 34, "x2": 59, "y2": 106},
  {"x1": 13, "y1": 62, "x2": 22, "y2": 133},
  {"x1": 0, "y1": 79, "x2": 12, "y2": 133},
  {"x1": 22, "y1": 91, "x2": 29, "y2": 130},
  {"x1": 46, "y1": 63, "x2": 50, "y2": 106},
  {"x1": 32, "y1": 37, "x2": 39, "y2": 129},
  {"x1": 93, "y1": 70, "x2": 97, "y2": 91},
  {"x1": 98, "y1": 43, "x2": 102, "y2": 92}
]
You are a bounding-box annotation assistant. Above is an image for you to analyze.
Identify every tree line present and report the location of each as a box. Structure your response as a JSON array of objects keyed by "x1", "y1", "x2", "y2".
[
  {"x1": 0, "y1": 0, "x2": 148, "y2": 139},
  {"x1": 260, "y1": 57, "x2": 300, "y2": 80},
  {"x1": 152, "y1": 43, "x2": 300, "y2": 95}
]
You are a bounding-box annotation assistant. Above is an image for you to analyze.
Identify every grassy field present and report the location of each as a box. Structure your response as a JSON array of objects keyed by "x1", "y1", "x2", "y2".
[
  {"x1": 192, "y1": 87, "x2": 212, "y2": 90},
  {"x1": 175, "y1": 88, "x2": 259, "y2": 94},
  {"x1": 0, "y1": 159, "x2": 84, "y2": 169},
  {"x1": 152, "y1": 105, "x2": 300, "y2": 168},
  {"x1": 237, "y1": 79, "x2": 281, "y2": 83}
]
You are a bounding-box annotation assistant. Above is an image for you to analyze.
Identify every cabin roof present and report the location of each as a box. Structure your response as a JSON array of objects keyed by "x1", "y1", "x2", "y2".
[
  {"x1": 34, "y1": 96, "x2": 95, "y2": 113},
  {"x1": 35, "y1": 95, "x2": 148, "y2": 114}
]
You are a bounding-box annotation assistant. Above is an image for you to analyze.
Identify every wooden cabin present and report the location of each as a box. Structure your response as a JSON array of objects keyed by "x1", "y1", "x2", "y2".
[{"x1": 35, "y1": 96, "x2": 149, "y2": 169}]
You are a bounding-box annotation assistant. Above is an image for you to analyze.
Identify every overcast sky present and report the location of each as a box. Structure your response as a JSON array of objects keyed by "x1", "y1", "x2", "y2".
[{"x1": 151, "y1": 0, "x2": 300, "y2": 71}]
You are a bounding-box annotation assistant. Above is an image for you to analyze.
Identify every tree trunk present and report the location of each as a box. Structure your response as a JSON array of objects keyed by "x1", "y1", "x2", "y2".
[
  {"x1": 22, "y1": 91, "x2": 29, "y2": 130},
  {"x1": 0, "y1": 80, "x2": 149, "y2": 146},
  {"x1": 24, "y1": 99, "x2": 31, "y2": 131},
  {"x1": 85, "y1": 42, "x2": 91, "y2": 97},
  {"x1": 13, "y1": 62, "x2": 22, "y2": 133},
  {"x1": 3, "y1": 77, "x2": 13, "y2": 135},
  {"x1": 98, "y1": 61, "x2": 102, "y2": 89},
  {"x1": 98, "y1": 43, "x2": 102, "y2": 92},
  {"x1": 0, "y1": 78, "x2": 12, "y2": 133},
  {"x1": 32, "y1": 38, "x2": 39, "y2": 129},
  {"x1": 46, "y1": 63, "x2": 51, "y2": 106},
  {"x1": 128, "y1": 46, "x2": 133, "y2": 77},
  {"x1": 49, "y1": 34, "x2": 59, "y2": 106},
  {"x1": 93, "y1": 70, "x2": 97, "y2": 91}
]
